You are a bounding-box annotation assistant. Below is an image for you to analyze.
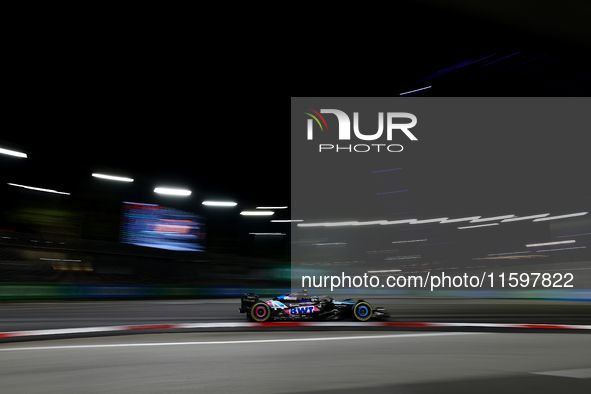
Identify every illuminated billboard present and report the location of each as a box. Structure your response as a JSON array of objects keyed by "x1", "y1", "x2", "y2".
[{"x1": 120, "y1": 202, "x2": 205, "y2": 251}]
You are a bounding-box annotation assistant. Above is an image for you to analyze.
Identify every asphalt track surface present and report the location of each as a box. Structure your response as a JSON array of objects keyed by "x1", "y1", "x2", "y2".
[
  {"x1": 1, "y1": 298, "x2": 591, "y2": 333},
  {"x1": 1, "y1": 298, "x2": 590, "y2": 393},
  {"x1": 1, "y1": 331, "x2": 590, "y2": 393}
]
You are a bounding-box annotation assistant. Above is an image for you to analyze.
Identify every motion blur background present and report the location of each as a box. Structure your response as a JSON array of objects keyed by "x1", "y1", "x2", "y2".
[
  {"x1": 1, "y1": 0, "x2": 590, "y2": 302},
  {"x1": 1, "y1": 3, "x2": 591, "y2": 394},
  {"x1": 0, "y1": 134, "x2": 293, "y2": 298}
]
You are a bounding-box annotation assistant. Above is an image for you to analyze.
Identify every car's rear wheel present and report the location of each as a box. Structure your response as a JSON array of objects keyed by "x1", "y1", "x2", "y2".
[
  {"x1": 250, "y1": 302, "x2": 272, "y2": 322},
  {"x1": 353, "y1": 301, "x2": 373, "y2": 322}
]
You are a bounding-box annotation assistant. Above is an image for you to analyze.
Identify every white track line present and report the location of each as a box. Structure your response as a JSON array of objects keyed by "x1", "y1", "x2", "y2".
[
  {"x1": 2, "y1": 322, "x2": 590, "y2": 339},
  {"x1": 0, "y1": 332, "x2": 488, "y2": 352}
]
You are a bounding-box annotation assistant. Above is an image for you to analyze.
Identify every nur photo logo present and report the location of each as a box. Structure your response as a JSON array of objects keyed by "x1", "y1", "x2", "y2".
[{"x1": 303, "y1": 108, "x2": 418, "y2": 153}]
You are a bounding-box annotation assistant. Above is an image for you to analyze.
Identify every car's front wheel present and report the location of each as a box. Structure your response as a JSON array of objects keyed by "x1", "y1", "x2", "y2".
[
  {"x1": 250, "y1": 302, "x2": 272, "y2": 322},
  {"x1": 353, "y1": 301, "x2": 373, "y2": 322}
]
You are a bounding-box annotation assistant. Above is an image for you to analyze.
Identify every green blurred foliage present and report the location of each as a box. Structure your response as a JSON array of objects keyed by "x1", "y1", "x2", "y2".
[{"x1": 6, "y1": 204, "x2": 82, "y2": 237}]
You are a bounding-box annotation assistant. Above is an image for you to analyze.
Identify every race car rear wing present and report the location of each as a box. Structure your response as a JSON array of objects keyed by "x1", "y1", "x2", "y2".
[{"x1": 239, "y1": 292, "x2": 259, "y2": 313}]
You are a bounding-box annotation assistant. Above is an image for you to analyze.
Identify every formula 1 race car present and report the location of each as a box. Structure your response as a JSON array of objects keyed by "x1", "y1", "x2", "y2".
[{"x1": 239, "y1": 290, "x2": 389, "y2": 322}]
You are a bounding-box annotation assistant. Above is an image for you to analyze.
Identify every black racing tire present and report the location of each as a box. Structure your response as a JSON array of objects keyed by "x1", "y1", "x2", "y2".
[
  {"x1": 250, "y1": 302, "x2": 272, "y2": 322},
  {"x1": 353, "y1": 301, "x2": 373, "y2": 322}
]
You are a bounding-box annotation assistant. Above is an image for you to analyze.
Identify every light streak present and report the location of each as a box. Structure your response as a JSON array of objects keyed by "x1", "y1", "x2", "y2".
[{"x1": 400, "y1": 86, "x2": 431, "y2": 96}]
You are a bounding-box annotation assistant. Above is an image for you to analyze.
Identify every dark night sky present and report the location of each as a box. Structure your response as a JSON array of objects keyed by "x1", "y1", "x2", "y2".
[{"x1": 1, "y1": 0, "x2": 589, "y2": 247}]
